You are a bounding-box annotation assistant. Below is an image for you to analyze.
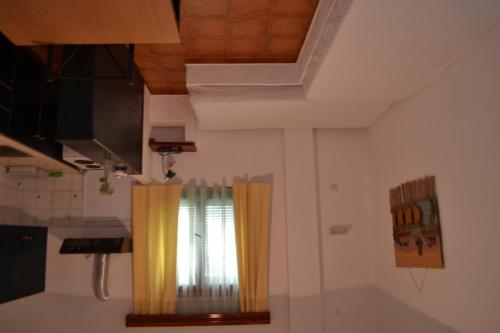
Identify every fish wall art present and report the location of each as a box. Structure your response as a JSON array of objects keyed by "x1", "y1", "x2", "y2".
[{"x1": 389, "y1": 176, "x2": 444, "y2": 268}]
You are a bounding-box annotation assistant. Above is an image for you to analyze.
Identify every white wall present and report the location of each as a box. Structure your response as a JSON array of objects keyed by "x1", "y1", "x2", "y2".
[
  {"x1": 2, "y1": 19, "x2": 500, "y2": 333},
  {"x1": 148, "y1": 95, "x2": 291, "y2": 330},
  {"x1": 0, "y1": 97, "x2": 375, "y2": 333},
  {"x1": 283, "y1": 129, "x2": 323, "y2": 333},
  {"x1": 152, "y1": 127, "x2": 290, "y2": 333},
  {"x1": 368, "y1": 24, "x2": 500, "y2": 333},
  {"x1": 315, "y1": 129, "x2": 375, "y2": 333},
  {"x1": 0, "y1": 100, "x2": 290, "y2": 333}
]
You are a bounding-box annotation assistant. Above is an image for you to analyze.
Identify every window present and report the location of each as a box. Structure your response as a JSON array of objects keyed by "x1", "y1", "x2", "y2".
[
  {"x1": 176, "y1": 186, "x2": 239, "y2": 314},
  {"x1": 129, "y1": 183, "x2": 271, "y2": 327}
]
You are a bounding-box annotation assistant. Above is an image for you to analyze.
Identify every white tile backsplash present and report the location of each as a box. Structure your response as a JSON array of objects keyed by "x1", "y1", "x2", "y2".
[
  {"x1": 53, "y1": 176, "x2": 73, "y2": 191},
  {"x1": 33, "y1": 192, "x2": 53, "y2": 210},
  {"x1": 0, "y1": 186, "x2": 7, "y2": 204},
  {"x1": 16, "y1": 190, "x2": 32, "y2": 210},
  {"x1": 3, "y1": 177, "x2": 19, "y2": 189},
  {"x1": 37, "y1": 177, "x2": 54, "y2": 191},
  {"x1": 32, "y1": 208, "x2": 52, "y2": 222},
  {"x1": 5, "y1": 187, "x2": 17, "y2": 207},
  {"x1": 53, "y1": 192, "x2": 71, "y2": 210},
  {"x1": 51, "y1": 208, "x2": 71, "y2": 217},
  {"x1": 3, "y1": 209, "x2": 18, "y2": 225},
  {"x1": 0, "y1": 172, "x2": 83, "y2": 226},
  {"x1": 71, "y1": 175, "x2": 83, "y2": 191},
  {"x1": 70, "y1": 209, "x2": 83, "y2": 218},
  {"x1": 70, "y1": 192, "x2": 83, "y2": 209},
  {"x1": 17, "y1": 178, "x2": 36, "y2": 190}
]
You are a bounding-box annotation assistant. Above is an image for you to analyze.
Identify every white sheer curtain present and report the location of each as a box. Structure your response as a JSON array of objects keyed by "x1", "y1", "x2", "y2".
[{"x1": 176, "y1": 184, "x2": 240, "y2": 314}]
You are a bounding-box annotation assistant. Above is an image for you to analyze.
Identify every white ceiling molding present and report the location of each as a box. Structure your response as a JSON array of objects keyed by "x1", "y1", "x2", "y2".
[
  {"x1": 301, "y1": 0, "x2": 353, "y2": 92},
  {"x1": 189, "y1": 85, "x2": 304, "y2": 101},
  {"x1": 193, "y1": 98, "x2": 390, "y2": 130},
  {"x1": 298, "y1": 0, "x2": 353, "y2": 83},
  {"x1": 189, "y1": 83, "x2": 390, "y2": 130},
  {"x1": 185, "y1": 0, "x2": 500, "y2": 130},
  {"x1": 186, "y1": 63, "x2": 300, "y2": 87}
]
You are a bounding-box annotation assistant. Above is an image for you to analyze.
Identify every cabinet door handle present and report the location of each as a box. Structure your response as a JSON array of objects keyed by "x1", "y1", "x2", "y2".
[{"x1": 21, "y1": 235, "x2": 33, "y2": 240}]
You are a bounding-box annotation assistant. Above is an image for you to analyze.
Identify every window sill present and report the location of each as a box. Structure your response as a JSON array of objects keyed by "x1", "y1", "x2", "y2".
[{"x1": 126, "y1": 311, "x2": 270, "y2": 327}]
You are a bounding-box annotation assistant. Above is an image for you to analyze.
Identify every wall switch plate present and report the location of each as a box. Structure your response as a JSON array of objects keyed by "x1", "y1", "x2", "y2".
[{"x1": 329, "y1": 224, "x2": 352, "y2": 235}]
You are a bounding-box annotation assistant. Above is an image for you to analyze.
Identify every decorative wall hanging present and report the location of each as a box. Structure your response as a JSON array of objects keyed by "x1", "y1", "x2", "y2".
[{"x1": 389, "y1": 176, "x2": 444, "y2": 268}]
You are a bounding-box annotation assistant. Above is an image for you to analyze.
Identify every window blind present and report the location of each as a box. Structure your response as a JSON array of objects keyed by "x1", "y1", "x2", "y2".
[{"x1": 176, "y1": 186, "x2": 239, "y2": 314}]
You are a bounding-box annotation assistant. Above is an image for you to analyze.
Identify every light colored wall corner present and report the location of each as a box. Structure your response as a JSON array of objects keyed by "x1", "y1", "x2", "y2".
[
  {"x1": 149, "y1": 94, "x2": 197, "y2": 143},
  {"x1": 283, "y1": 129, "x2": 323, "y2": 333},
  {"x1": 135, "y1": 93, "x2": 198, "y2": 184},
  {"x1": 314, "y1": 129, "x2": 375, "y2": 333},
  {"x1": 366, "y1": 22, "x2": 500, "y2": 333},
  {"x1": 132, "y1": 86, "x2": 153, "y2": 184}
]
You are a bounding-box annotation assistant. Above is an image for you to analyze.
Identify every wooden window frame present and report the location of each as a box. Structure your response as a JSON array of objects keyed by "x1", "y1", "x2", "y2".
[{"x1": 125, "y1": 311, "x2": 270, "y2": 327}]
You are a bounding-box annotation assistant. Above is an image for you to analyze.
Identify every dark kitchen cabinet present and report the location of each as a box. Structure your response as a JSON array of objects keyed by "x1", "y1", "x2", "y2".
[
  {"x1": 0, "y1": 225, "x2": 48, "y2": 304},
  {"x1": 57, "y1": 45, "x2": 144, "y2": 174},
  {"x1": 0, "y1": 34, "x2": 15, "y2": 134},
  {"x1": 0, "y1": 33, "x2": 63, "y2": 160}
]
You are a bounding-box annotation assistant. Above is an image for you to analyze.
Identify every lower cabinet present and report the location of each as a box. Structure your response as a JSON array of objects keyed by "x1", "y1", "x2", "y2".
[{"x1": 0, "y1": 225, "x2": 47, "y2": 303}]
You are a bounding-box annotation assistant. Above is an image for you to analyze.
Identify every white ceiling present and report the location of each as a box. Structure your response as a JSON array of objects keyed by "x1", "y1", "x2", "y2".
[
  {"x1": 306, "y1": 0, "x2": 500, "y2": 101},
  {"x1": 191, "y1": 86, "x2": 390, "y2": 129},
  {"x1": 186, "y1": 0, "x2": 500, "y2": 130}
]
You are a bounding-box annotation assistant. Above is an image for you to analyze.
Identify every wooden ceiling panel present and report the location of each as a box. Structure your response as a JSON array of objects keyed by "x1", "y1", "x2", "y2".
[
  {"x1": 141, "y1": 68, "x2": 186, "y2": 83},
  {"x1": 228, "y1": 38, "x2": 267, "y2": 57},
  {"x1": 186, "y1": 18, "x2": 226, "y2": 37},
  {"x1": 151, "y1": 44, "x2": 189, "y2": 55},
  {"x1": 136, "y1": 55, "x2": 186, "y2": 70},
  {"x1": 270, "y1": 17, "x2": 310, "y2": 37},
  {"x1": 272, "y1": 0, "x2": 318, "y2": 16},
  {"x1": 136, "y1": 44, "x2": 154, "y2": 56},
  {"x1": 189, "y1": 38, "x2": 227, "y2": 57},
  {"x1": 135, "y1": 0, "x2": 319, "y2": 94},
  {"x1": 228, "y1": 0, "x2": 273, "y2": 19},
  {"x1": 229, "y1": 17, "x2": 270, "y2": 37},
  {"x1": 148, "y1": 82, "x2": 189, "y2": 95},
  {"x1": 267, "y1": 37, "x2": 304, "y2": 57},
  {"x1": 182, "y1": 0, "x2": 227, "y2": 17}
]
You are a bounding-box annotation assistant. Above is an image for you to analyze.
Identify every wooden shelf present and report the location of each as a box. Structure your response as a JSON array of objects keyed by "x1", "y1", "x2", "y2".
[
  {"x1": 126, "y1": 312, "x2": 270, "y2": 327},
  {"x1": 148, "y1": 138, "x2": 197, "y2": 153}
]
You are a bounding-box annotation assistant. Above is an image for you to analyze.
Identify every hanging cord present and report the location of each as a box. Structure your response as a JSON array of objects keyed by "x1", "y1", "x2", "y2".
[
  {"x1": 99, "y1": 152, "x2": 114, "y2": 195},
  {"x1": 408, "y1": 268, "x2": 429, "y2": 292},
  {"x1": 160, "y1": 152, "x2": 168, "y2": 176},
  {"x1": 160, "y1": 152, "x2": 176, "y2": 182}
]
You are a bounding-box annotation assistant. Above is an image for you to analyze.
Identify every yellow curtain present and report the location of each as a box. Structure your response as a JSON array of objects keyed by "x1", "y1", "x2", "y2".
[
  {"x1": 132, "y1": 184, "x2": 182, "y2": 315},
  {"x1": 233, "y1": 182, "x2": 271, "y2": 312}
]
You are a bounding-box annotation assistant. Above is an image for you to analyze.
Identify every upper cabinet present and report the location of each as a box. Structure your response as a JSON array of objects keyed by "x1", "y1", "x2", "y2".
[
  {"x1": 0, "y1": 35, "x2": 77, "y2": 174},
  {"x1": 0, "y1": 36, "x2": 144, "y2": 175},
  {"x1": 0, "y1": 35, "x2": 14, "y2": 133},
  {"x1": 0, "y1": 34, "x2": 65, "y2": 161},
  {"x1": 0, "y1": 0, "x2": 180, "y2": 45}
]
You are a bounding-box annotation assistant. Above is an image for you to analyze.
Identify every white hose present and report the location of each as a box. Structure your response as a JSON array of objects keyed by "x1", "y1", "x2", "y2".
[{"x1": 93, "y1": 254, "x2": 110, "y2": 301}]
